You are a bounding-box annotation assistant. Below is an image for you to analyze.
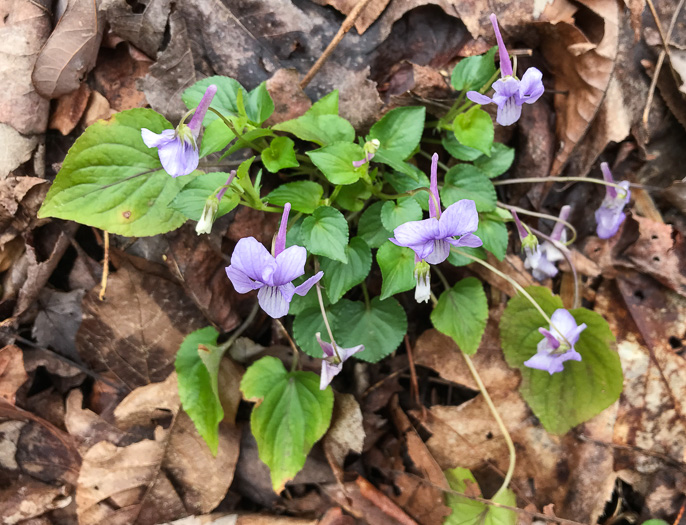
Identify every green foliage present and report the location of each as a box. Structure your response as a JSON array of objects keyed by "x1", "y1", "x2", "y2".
[
  {"x1": 453, "y1": 106, "x2": 494, "y2": 155},
  {"x1": 302, "y1": 206, "x2": 349, "y2": 263},
  {"x1": 307, "y1": 143, "x2": 367, "y2": 185},
  {"x1": 170, "y1": 172, "x2": 239, "y2": 221},
  {"x1": 440, "y1": 164, "x2": 496, "y2": 212},
  {"x1": 261, "y1": 136, "x2": 299, "y2": 173},
  {"x1": 451, "y1": 47, "x2": 497, "y2": 91},
  {"x1": 333, "y1": 297, "x2": 407, "y2": 362},
  {"x1": 175, "y1": 327, "x2": 224, "y2": 455},
  {"x1": 369, "y1": 106, "x2": 426, "y2": 160},
  {"x1": 377, "y1": 241, "x2": 416, "y2": 300},
  {"x1": 442, "y1": 133, "x2": 483, "y2": 161},
  {"x1": 474, "y1": 143, "x2": 515, "y2": 178},
  {"x1": 200, "y1": 118, "x2": 235, "y2": 157},
  {"x1": 500, "y1": 286, "x2": 623, "y2": 434},
  {"x1": 241, "y1": 357, "x2": 333, "y2": 492},
  {"x1": 293, "y1": 306, "x2": 334, "y2": 357},
  {"x1": 447, "y1": 246, "x2": 487, "y2": 267},
  {"x1": 320, "y1": 237, "x2": 372, "y2": 303},
  {"x1": 475, "y1": 212, "x2": 508, "y2": 261},
  {"x1": 273, "y1": 92, "x2": 355, "y2": 146},
  {"x1": 38, "y1": 109, "x2": 191, "y2": 237},
  {"x1": 358, "y1": 202, "x2": 392, "y2": 249},
  {"x1": 183, "y1": 76, "x2": 274, "y2": 125},
  {"x1": 384, "y1": 168, "x2": 430, "y2": 210},
  {"x1": 431, "y1": 277, "x2": 488, "y2": 355},
  {"x1": 266, "y1": 181, "x2": 323, "y2": 214},
  {"x1": 334, "y1": 180, "x2": 372, "y2": 211},
  {"x1": 380, "y1": 198, "x2": 423, "y2": 232},
  {"x1": 444, "y1": 468, "x2": 516, "y2": 525}
]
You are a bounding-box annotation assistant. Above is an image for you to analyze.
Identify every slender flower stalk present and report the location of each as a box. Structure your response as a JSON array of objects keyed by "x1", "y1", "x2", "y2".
[
  {"x1": 225, "y1": 203, "x2": 323, "y2": 318},
  {"x1": 595, "y1": 162, "x2": 631, "y2": 239},
  {"x1": 466, "y1": 14, "x2": 544, "y2": 126},
  {"x1": 196, "y1": 170, "x2": 237, "y2": 235},
  {"x1": 390, "y1": 154, "x2": 482, "y2": 302},
  {"x1": 524, "y1": 309, "x2": 586, "y2": 374},
  {"x1": 142, "y1": 84, "x2": 218, "y2": 177}
]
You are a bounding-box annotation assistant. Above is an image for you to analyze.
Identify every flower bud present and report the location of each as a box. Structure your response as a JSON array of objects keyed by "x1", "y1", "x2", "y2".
[
  {"x1": 414, "y1": 260, "x2": 431, "y2": 303},
  {"x1": 196, "y1": 196, "x2": 219, "y2": 235}
]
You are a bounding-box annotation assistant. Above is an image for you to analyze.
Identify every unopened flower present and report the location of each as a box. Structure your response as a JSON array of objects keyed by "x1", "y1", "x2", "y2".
[
  {"x1": 525, "y1": 205, "x2": 571, "y2": 281},
  {"x1": 142, "y1": 84, "x2": 217, "y2": 177},
  {"x1": 225, "y1": 203, "x2": 323, "y2": 318},
  {"x1": 196, "y1": 171, "x2": 237, "y2": 235},
  {"x1": 316, "y1": 332, "x2": 364, "y2": 390},
  {"x1": 524, "y1": 309, "x2": 586, "y2": 374},
  {"x1": 353, "y1": 139, "x2": 380, "y2": 168},
  {"x1": 466, "y1": 14, "x2": 544, "y2": 126},
  {"x1": 595, "y1": 162, "x2": 631, "y2": 239},
  {"x1": 390, "y1": 153, "x2": 482, "y2": 302}
]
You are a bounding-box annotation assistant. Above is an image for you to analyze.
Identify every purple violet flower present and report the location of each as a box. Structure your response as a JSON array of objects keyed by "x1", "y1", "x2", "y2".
[
  {"x1": 523, "y1": 309, "x2": 587, "y2": 374},
  {"x1": 390, "y1": 153, "x2": 482, "y2": 302},
  {"x1": 225, "y1": 203, "x2": 323, "y2": 318},
  {"x1": 466, "y1": 14, "x2": 544, "y2": 126},
  {"x1": 142, "y1": 84, "x2": 217, "y2": 177},
  {"x1": 595, "y1": 162, "x2": 631, "y2": 239},
  {"x1": 527, "y1": 205, "x2": 570, "y2": 281},
  {"x1": 316, "y1": 332, "x2": 364, "y2": 390}
]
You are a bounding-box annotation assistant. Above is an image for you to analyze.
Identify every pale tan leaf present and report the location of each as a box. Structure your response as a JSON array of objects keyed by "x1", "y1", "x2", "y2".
[
  {"x1": 323, "y1": 392, "x2": 365, "y2": 469},
  {"x1": 0, "y1": 345, "x2": 28, "y2": 404}
]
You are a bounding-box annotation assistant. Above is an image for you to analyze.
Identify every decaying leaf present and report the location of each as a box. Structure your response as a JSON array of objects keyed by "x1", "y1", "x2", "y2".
[
  {"x1": 32, "y1": 0, "x2": 105, "y2": 99},
  {"x1": 310, "y1": 0, "x2": 391, "y2": 35},
  {"x1": 76, "y1": 259, "x2": 207, "y2": 389},
  {"x1": 323, "y1": 392, "x2": 365, "y2": 470},
  {"x1": 104, "y1": 0, "x2": 173, "y2": 58},
  {"x1": 0, "y1": 345, "x2": 28, "y2": 403},
  {"x1": 32, "y1": 288, "x2": 85, "y2": 360}
]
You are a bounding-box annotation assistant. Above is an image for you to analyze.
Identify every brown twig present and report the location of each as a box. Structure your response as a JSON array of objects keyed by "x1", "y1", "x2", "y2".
[
  {"x1": 643, "y1": 0, "x2": 686, "y2": 124},
  {"x1": 300, "y1": 0, "x2": 375, "y2": 89},
  {"x1": 98, "y1": 230, "x2": 109, "y2": 301},
  {"x1": 404, "y1": 335, "x2": 421, "y2": 410}
]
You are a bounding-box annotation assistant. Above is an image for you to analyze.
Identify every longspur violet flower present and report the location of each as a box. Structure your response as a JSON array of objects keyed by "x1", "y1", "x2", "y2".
[
  {"x1": 316, "y1": 333, "x2": 364, "y2": 390},
  {"x1": 466, "y1": 14, "x2": 544, "y2": 126},
  {"x1": 141, "y1": 84, "x2": 217, "y2": 177},
  {"x1": 390, "y1": 153, "x2": 482, "y2": 302},
  {"x1": 513, "y1": 207, "x2": 570, "y2": 281},
  {"x1": 524, "y1": 309, "x2": 586, "y2": 374},
  {"x1": 225, "y1": 203, "x2": 323, "y2": 318},
  {"x1": 595, "y1": 162, "x2": 631, "y2": 239}
]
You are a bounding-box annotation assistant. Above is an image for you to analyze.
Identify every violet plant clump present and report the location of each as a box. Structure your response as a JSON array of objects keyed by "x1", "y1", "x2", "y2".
[
  {"x1": 225, "y1": 203, "x2": 323, "y2": 318},
  {"x1": 390, "y1": 153, "x2": 482, "y2": 302},
  {"x1": 595, "y1": 162, "x2": 631, "y2": 239},
  {"x1": 466, "y1": 14, "x2": 544, "y2": 126},
  {"x1": 523, "y1": 309, "x2": 587, "y2": 374},
  {"x1": 142, "y1": 84, "x2": 217, "y2": 177}
]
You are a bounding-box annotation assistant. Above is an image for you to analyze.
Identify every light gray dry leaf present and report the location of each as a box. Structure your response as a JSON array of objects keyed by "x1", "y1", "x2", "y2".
[
  {"x1": 104, "y1": 0, "x2": 173, "y2": 58},
  {"x1": 0, "y1": 0, "x2": 52, "y2": 135},
  {"x1": 0, "y1": 124, "x2": 40, "y2": 178},
  {"x1": 323, "y1": 392, "x2": 365, "y2": 469},
  {"x1": 32, "y1": 288, "x2": 85, "y2": 360},
  {"x1": 32, "y1": 0, "x2": 104, "y2": 99}
]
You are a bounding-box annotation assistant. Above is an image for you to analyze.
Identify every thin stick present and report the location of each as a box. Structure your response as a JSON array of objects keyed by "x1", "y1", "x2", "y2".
[
  {"x1": 300, "y1": 0, "x2": 375, "y2": 88},
  {"x1": 98, "y1": 231, "x2": 110, "y2": 301},
  {"x1": 492, "y1": 176, "x2": 626, "y2": 191},
  {"x1": 404, "y1": 335, "x2": 421, "y2": 409},
  {"x1": 461, "y1": 351, "x2": 516, "y2": 498}
]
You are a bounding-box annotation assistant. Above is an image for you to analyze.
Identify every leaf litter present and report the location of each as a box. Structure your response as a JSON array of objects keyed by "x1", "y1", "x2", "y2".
[{"x1": 2, "y1": 0, "x2": 686, "y2": 523}]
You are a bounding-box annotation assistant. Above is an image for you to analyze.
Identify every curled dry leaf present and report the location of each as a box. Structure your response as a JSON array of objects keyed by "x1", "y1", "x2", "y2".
[
  {"x1": 0, "y1": 345, "x2": 28, "y2": 403},
  {"x1": 0, "y1": 0, "x2": 52, "y2": 135},
  {"x1": 32, "y1": 0, "x2": 105, "y2": 99},
  {"x1": 104, "y1": 0, "x2": 173, "y2": 58},
  {"x1": 77, "y1": 372, "x2": 241, "y2": 524},
  {"x1": 539, "y1": 0, "x2": 620, "y2": 175},
  {"x1": 323, "y1": 392, "x2": 365, "y2": 470}
]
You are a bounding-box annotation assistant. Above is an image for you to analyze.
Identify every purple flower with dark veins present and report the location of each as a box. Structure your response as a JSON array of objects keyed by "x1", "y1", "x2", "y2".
[
  {"x1": 225, "y1": 203, "x2": 323, "y2": 318},
  {"x1": 316, "y1": 333, "x2": 364, "y2": 390},
  {"x1": 595, "y1": 162, "x2": 631, "y2": 239},
  {"x1": 524, "y1": 309, "x2": 587, "y2": 374},
  {"x1": 142, "y1": 84, "x2": 217, "y2": 177},
  {"x1": 466, "y1": 14, "x2": 544, "y2": 126},
  {"x1": 391, "y1": 153, "x2": 482, "y2": 302}
]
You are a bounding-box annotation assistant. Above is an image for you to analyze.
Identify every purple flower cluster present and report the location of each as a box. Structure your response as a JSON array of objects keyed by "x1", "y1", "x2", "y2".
[
  {"x1": 142, "y1": 84, "x2": 217, "y2": 177},
  {"x1": 225, "y1": 203, "x2": 323, "y2": 318},
  {"x1": 466, "y1": 14, "x2": 544, "y2": 126},
  {"x1": 595, "y1": 162, "x2": 631, "y2": 239},
  {"x1": 390, "y1": 153, "x2": 482, "y2": 302},
  {"x1": 524, "y1": 309, "x2": 586, "y2": 374}
]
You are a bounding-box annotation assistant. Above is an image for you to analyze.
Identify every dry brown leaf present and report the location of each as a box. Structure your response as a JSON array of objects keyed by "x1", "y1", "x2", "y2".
[
  {"x1": 322, "y1": 480, "x2": 414, "y2": 525},
  {"x1": 0, "y1": 124, "x2": 40, "y2": 178},
  {"x1": 539, "y1": 0, "x2": 620, "y2": 175},
  {"x1": 0, "y1": 0, "x2": 52, "y2": 135},
  {"x1": 0, "y1": 344, "x2": 28, "y2": 403},
  {"x1": 467, "y1": 253, "x2": 535, "y2": 298},
  {"x1": 32, "y1": 288, "x2": 85, "y2": 360},
  {"x1": 265, "y1": 69, "x2": 312, "y2": 126},
  {"x1": 93, "y1": 43, "x2": 152, "y2": 111},
  {"x1": 0, "y1": 476, "x2": 72, "y2": 524},
  {"x1": 32, "y1": 0, "x2": 104, "y2": 99},
  {"x1": 323, "y1": 392, "x2": 365, "y2": 470},
  {"x1": 80, "y1": 89, "x2": 114, "y2": 128},
  {"x1": 76, "y1": 260, "x2": 206, "y2": 389},
  {"x1": 310, "y1": 0, "x2": 391, "y2": 35},
  {"x1": 49, "y1": 82, "x2": 91, "y2": 135},
  {"x1": 104, "y1": 0, "x2": 173, "y2": 58}
]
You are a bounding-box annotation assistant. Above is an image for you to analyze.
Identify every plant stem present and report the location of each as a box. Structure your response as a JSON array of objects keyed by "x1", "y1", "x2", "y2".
[
  {"x1": 361, "y1": 281, "x2": 371, "y2": 309},
  {"x1": 274, "y1": 318, "x2": 301, "y2": 372},
  {"x1": 451, "y1": 247, "x2": 571, "y2": 346},
  {"x1": 461, "y1": 351, "x2": 516, "y2": 498},
  {"x1": 217, "y1": 300, "x2": 260, "y2": 353},
  {"x1": 433, "y1": 266, "x2": 451, "y2": 290},
  {"x1": 497, "y1": 202, "x2": 577, "y2": 246},
  {"x1": 492, "y1": 176, "x2": 629, "y2": 193},
  {"x1": 207, "y1": 107, "x2": 264, "y2": 152}
]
